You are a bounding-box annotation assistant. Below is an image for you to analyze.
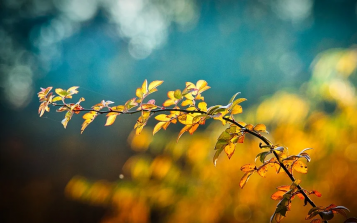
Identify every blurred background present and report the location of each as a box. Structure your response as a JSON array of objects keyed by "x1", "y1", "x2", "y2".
[{"x1": 1, "y1": 0, "x2": 357, "y2": 222}]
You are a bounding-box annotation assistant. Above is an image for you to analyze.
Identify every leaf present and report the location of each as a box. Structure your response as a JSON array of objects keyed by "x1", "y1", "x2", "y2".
[
  {"x1": 276, "y1": 185, "x2": 291, "y2": 192},
  {"x1": 231, "y1": 105, "x2": 243, "y2": 115},
  {"x1": 134, "y1": 111, "x2": 150, "y2": 134},
  {"x1": 224, "y1": 141, "x2": 236, "y2": 159},
  {"x1": 181, "y1": 99, "x2": 193, "y2": 107},
  {"x1": 81, "y1": 111, "x2": 98, "y2": 133},
  {"x1": 240, "y1": 164, "x2": 255, "y2": 172},
  {"x1": 105, "y1": 112, "x2": 119, "y2": 126},
  {"x1": 239, "y1": 171, "x2": 254, "y2": 188},
  {"x1": 140, "y1": 103, "x2": 158, "y2": 110},
  {"x1": 310, "y1": 190, "x2": 322, "y2": 197},
  {"x1": 141, "y1": 79, "x2": 148, "y2": 94},
  {"x1": 293, "y1": 160, "x2": 308, "y2": 173},
  {"x1": 189, "y1": 123, "x2": 199, "y2": 135},
  {"x1": 153, "y1": 122, "x2": 166, "y2": 135},
  {"x1": 61, "y1": 111, "x2": 73, "y2": 129},
  {"x1": 136, "y1": 88, "x2": 143, "y2": 98},
  {"x1": 148, "y1": 80, "x2": 163, "y2": 91},
  {"x1": 213, "y1": 147, "x2": 224, "y2": 166},
  {"x1": 271, "y1": 191, "x2": 286, "y2": 201},
  {"x1": 232, "y1": 98, "x2": 247, "y2": 107},
  {"x1": 174, "y1": 89, "x2": 182, "y2": 99},
  {"x1": 254, "y1": 124, "x2": 268, "y2": 133},
  {"x1": 37, "y1": 87, "x2": 53, "y2": 100},
  {"x1": 155, "y1": 114, "x2": 171, "y2": 122},
  {"x1": 310, "y1": 219, "x2": 321, "y2": 223},
  {"x1": 198, "y1": 102, "x2": 207, "y2": 112},
  {"x1": 177, "y1": 125, "x2": 191, "y2": 142},
  {"x1": 52, "y1": 96, "x2": 62, "y2": 102},
  {"x1": 228, "y1": 92, "x2": 241, "y2": 104},
  {"x1": 257, "y1": 164, "x2": 268, "y2": 177},
  {"x1": 245, "y1": 124, "x2": 254, "y2": 131},
  {"x1": 255, "y1": 151, "x2": 271, "y2": 163}
]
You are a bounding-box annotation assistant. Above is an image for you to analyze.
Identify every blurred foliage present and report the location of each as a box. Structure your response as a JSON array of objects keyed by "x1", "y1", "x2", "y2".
[{"x1": 65, "y1": 47, "x2": 357, "y2": 222}]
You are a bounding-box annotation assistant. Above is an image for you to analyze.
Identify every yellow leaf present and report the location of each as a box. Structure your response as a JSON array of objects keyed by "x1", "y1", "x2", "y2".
[
  {"x1": 224, "y1": 141, "x2": 236, "y2": 159},
  {"x1": 155, "y1": 114, "x2": 171, "y2": 121},
  {"x1": 196, "y1": 80, "x2": 207, "y2": 90},
  {"x1": 105, "y1": 112, "x2": 119, "y2": 126},
  {"x1": 240, "y1": 164, "x2": 255, "y2": 172},
  {"x1": 245, "y1": 124, "x2": 254, "y2": 131},
  {"x1": 136, "y1": 88, "x2": 143, "y2": 98},
  {"x1": 231, "y1": 105, "x2": 243, "y2": 115},
  {"x1": 140, "y1": 104, "x2": 158, "y2": 110},
  {"x1": 148, "y1": 80, "x2": 163, "y2": 91},
  {"x1": 254, "y1": 124, "x2": 268, "y2": 133},
  {"x1": 141, "y1": 79, "x2": 148, "y2": 94},
  {"x1": 81, "y1": 111, "x2": 98, "y2": 133},
  {"x1": 239, "y1": 171, "x2": 254, "y2": 189},
  {"x1": 181, "y1": 99, "x2": 193, "y2": 107},
  {"x1": 153, "y1": 122, "x2": 166, "y2": 135},
  {"x1": 112, "y1": 105, "x2": 125, "y2": 112},
  {"x1": 163, "y1": 99, "x2": 175, "y2": 107},
  {"x1": 198, "y1": 102, "x2": 207, "y2": 112},
  {"x1": 293, "y1": 161, "x2": 308, "y2": 174}
]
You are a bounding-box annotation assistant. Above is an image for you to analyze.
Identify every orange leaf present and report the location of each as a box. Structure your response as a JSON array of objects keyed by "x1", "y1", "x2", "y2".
[
  {"x1": 177, "y1": 125, "x2": 191, "y2": 142},
  {"x1": 310, "y1": 190, "x2": 322, "y2": 197},
  {"x1": 239, "y1": 171, "x2": 254, "y2": 189},
  {"x1": 257, "y1": 165, "x2": 268, "y2": 177},
  {"x1": 276, "y1": 185, "x2": 290, "y2": 192},
  {"x1": 293, "y1": 160, "x2": 308, "y2": 174},
  {"x1": 245, "y1": 124, "x2": 254, "y2": 131},
  {"x1": 189, "y1": 123, "x2": 199, "y2": 135},
  {"x1": 240, "y1": 164, "x2": 255, "y2": 172},
  {"x1": 224, "y1": 141, "x2": 236, "y2": 159},
  {"x1": 271, "y1": 190, "x2": 286, "y2": 200}
]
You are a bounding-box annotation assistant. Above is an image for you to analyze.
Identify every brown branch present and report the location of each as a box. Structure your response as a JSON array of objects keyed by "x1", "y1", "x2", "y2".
[{"x1": 52, "y1": 103, "x2": 327, "y2": 222}]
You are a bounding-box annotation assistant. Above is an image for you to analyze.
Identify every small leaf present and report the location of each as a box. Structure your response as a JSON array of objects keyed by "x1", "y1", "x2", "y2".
[
  {"x1": 148, "y1": 80, "x2": 163, "y2": 91},
  {"x1": 240, "y1": 164, "x2": 255, "y2": 172},
  {"x1": 153, "y1": 122, "x2": 166, "y2": 135},
  {"x1": 245, "y1": 124, "x2": 254, "y2": 131},
  {"x1": 239, "y1": 171, "x2": 254, "y2": 188},
  {"x1": 174, "y1": 89, "x2": 182, "y2": 99},
  {"x1": 255, "y1": 151, "x2": 271, "y2": 163},
  {"x1": 141, "y1": 79, "x2": 148, "y2": 94},
  {"x1": 224, "y1": 141, "x2": 236, "y2": 159},
  {"x1": 231, "y1": 105, "x2": 243, "y2": 115},
  {"x1": 310, "y1": 190, "x2": 322, "y2": 197},
  {"x1": 198, "y1": 102, "x2": 207, "y2": 112},
  {"x1": 213, "y1": 147, "x2": 224, "y2": 166},
  {"x1": 177, "y1": 125, "x2": 191, "y2": 142},
  {"x1": 293, "y1": 160, "x2": 308, "y2": 174},
  {"x1": 155, "y1": 114, "x2": 171, "y2": 122},
  {"x1": 228, "y1": 92, "x2": 241, "y2": 104},
  {"x1": 105, "y1": 112, "x2": 119, "y2": 126},
  {"x1": 254, "y1": 124, "x2": 268, "y2": 133},
  {"x1": 271, "y1": 191, "x2": 286, "y2": 201},
  {"x1": 257, "y1": 165, "x2": 268, "y2": 177}
]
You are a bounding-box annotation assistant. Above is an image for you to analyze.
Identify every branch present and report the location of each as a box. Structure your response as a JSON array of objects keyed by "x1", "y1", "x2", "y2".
[{"x1": 52, "y1": 104, "x2": 327, "y2": 222}]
